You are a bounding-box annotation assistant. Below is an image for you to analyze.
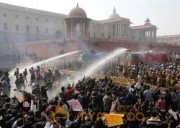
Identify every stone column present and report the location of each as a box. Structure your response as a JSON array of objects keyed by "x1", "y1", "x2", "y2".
[
  {"x1": 126, "y1": 24, "x2": 127, "y2": 37},
  {"x1": 145, "y1": 30, "x2": 147, "y2": 41},
  {"x1": 73, "y1": 21, "x2": 76, "y2": 38},
  {"x1": 117, "y1": 24, "x2": 119, "y2": 37},
  {"x1": 147, "y1": 31, "x2": 149, "y2": 41},
  {"x1": 84, "y1": 21, "x2": 86, "y2": 38},
  {"x1": 83, "y1": 21, "x2": 86, "y2": 37},
  {"x1": 121, "y1": 24, "x2": 123, "y2": 37},
  {"x1": 118, "y1": 24, "x2": 120, "y2": 37},
  {"x1": 112, "y1": 24, "x2": 114, "y2": 37},
  {"x1": 108, "y1": 25, "x2": 110, "y2": 37},
  {"x1": 116, "y1": 24, "x2": 119, "y2": 37},
  {"x1": 85, "y1": 21, "x2": 88, "y2": 37},
  {"x1": 150, "y1": 31, "x2": 152, "y2": 41},
  {"x1": 82, "y1": 21, "x2": 84, "y2": 37},
  {"x1": 143, "y1": 30, "x2": 146, "y2": 41},
  {"x1": 109, "y1": 24, "x2": 111, "y2": 37},
  {"x1": 125, "y1": 25, "x2": 127, "y2": 37},
  {"x1": 111, "y1": 24, "x2": 113, "y2": 37},
  {"x1": 79, "y1": 20, "x2": 82, "y2": 37},
  {"x1": 124, "y1": 24, "x2": 126, "y2": 37},
  {"x1": 109, "y1": 25, "x2": 111, "y2": 37},
  {"x1": 66, "y1": 22, "x2": 69, "y2": 38},
  {"x1": 85, "y1": 20, "x2": 89, "y2": 38},
  {"x1": 122, "y1": 24, "x2": 123, "y2": 37},
  {"x1": 127, "y1": 25, "x2": 129, "y2": 38},
  {"x1": 68, "y1": 22, "x2": 71, "y2": 38},
  {"x1": 83, "y1": 22, "x2": 85, "y2": 38},
  {"x1": 126, "y1": 25, "x2": 128, "y2": 37},
  {"x1": 122, "y1": 24, "x2": 124, "y2": 37},
  {"x1": 148, "y1": 31, "x2": 150, "y2": 41},
  {"x1": 152, "y1": 31, "x2": 154, "y2": 41},
  {"x1": 124, "y1": 24, "x2": 125, "y2": 37},
  {"x1": 120, "y1": 24, "x2": 121, "y2": 37},
  {"x1": 79, "y1": 21, "x2": 82, "y2": 38},
  {"x1": 70, "y1": 21, "x2": 73, "y2": 38},
  {"x1": 154, "y1": 30, "x2": 156, "y2": 41}
]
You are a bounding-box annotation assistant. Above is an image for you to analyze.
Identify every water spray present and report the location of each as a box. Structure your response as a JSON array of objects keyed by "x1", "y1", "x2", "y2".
[
  {"x1": 61, "y1": 48, "x2": 127, "y2": 87},
  {"x1": 9, "y1": 50, "x2": 82, "y2": 97}
]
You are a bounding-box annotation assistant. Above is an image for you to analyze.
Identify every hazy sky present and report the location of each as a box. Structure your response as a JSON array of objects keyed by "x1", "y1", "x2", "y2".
[{"x1": 0, "y1": 0, "x2": 179, "y2": 36}]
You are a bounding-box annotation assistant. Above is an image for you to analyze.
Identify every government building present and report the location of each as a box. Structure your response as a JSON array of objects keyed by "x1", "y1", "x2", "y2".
[
  {"x1": 0, "y1": 2, "x2": 179, "y2": 66},
  {"x1": 0, "y1": 2, "x2": 157, "y2": 44},
  {"x1": 157, "y1": 35, "x2": 180, "y2": 45}
]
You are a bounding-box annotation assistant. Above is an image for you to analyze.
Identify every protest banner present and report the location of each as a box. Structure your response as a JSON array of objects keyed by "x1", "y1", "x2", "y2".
[
  {"x1": 14, "y1": 91, "x2": 24, "y2": 103},
  {"x1": 67, "y1": 99, "x2": 83, "y2": 111},
  {"x1": 104, "y1": 114, "x2": 124, "y2": 127}
]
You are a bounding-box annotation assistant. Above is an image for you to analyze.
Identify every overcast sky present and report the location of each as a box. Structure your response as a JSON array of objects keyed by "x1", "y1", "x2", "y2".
[{"x1": 0, "y1": 0, "x2": 179, "y2": 36}]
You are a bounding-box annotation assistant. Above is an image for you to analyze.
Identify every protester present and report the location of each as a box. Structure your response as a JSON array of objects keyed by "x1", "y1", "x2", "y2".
[
  {"x1": 0, "y1": 54, "x2": 179, "y2": 128},
  {"x1": 23, "y1": 68, "x2": 28, "y2": 83},
  {"x1": 14, "y1": 68, "x2": 19, "y2": 79}
]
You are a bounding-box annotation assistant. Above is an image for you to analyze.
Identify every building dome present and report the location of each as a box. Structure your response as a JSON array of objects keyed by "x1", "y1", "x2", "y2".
[
  {"x1": 69, "y1": 3, "x2": 87, "y2": 18},
  {"x1": 109, "y1": 7, "x2": 120, "y2": 19}
]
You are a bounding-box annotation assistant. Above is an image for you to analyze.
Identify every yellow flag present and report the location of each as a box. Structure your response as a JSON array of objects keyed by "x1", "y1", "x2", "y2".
[
  {"x1": 52, "y1": 105, "x2": 69, "y2": 124},
  {"x1": 104, "y1": 114, "x2": 124, "y2": 127}
]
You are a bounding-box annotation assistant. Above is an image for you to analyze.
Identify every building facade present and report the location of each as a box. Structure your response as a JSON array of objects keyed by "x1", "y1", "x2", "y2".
[
  {"x1": 157, "y1": 35, "x2": 180, "y2": 45},
  {"x1": 0, "y1": 2, "x2": 67, "y2": 45},
  {"x1": 130, "y1": 18, "x2": 157, "y2": 42},
  {"x1": 0, "y1": 2, "x2": 157, "y2": 45},
  {"x1": 92, "y1": 7, "x2": 131, "y2": 39}
]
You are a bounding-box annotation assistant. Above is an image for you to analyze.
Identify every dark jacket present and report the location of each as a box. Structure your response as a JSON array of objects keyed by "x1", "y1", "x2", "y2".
[
  {"x1": 103, "y1": 95, "x2": 112, "y2": 113},
  {"x1": 32, "y1": 87, "x2": 41, "y2": 98}
]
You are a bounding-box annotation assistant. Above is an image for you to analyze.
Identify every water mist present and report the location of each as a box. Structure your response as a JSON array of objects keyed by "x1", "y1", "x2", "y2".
[
  {"x1": 61, "y1": 48, "x2": 127, "y2": 87},
  {"x1": 9, "y1": 50, "x2": 82, "y2": 97}
]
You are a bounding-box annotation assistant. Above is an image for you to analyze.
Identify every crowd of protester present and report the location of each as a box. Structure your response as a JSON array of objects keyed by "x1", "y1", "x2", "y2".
[
  {"x1": 58, "y1": 58, "x2": 180, "y2": 88},
  {"x1": 0, "y1": 54, "x2": 179, "y2": 128}
]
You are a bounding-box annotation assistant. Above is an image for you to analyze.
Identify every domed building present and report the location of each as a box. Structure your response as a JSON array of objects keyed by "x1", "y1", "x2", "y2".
[
  {"x1": 109, "y1": 7, "x2": 120, "y2": 19},
  {"x1": 88, "y1": 7, "x2": 131, "y2": 39},
  {"x1": 64, "y1": 5, "x2": 138, "y2": 40},
  {"x1": 86, "y1": 6, "x2": 157, "y2": 42},
  {"x1": 1, "y1": 2, "x2": 177, "y2": 64},
  {"x1": 68, "y1": 4, "x2": 87, "y2": 18},
  {"x1": 65, "y1": 4, "x2": 91, "y2": 39},
  {"x1": 131, "y1": 17, "x2": 157, "y2": 42},
  {"x1": 0, "y1": 2, "x2": 158, "y2": 45}
]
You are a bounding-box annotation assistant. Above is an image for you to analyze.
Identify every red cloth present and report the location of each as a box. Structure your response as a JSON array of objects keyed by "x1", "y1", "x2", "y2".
[
  {"x1": 66, "y1": 87, "x2": 74, "y2": 100},
  {"x1": 46, "y1": 105, "x2": 51, "y2": 113},
  {"x1": 157, "y1": 99, "x2": 166, "y2": 111}
]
